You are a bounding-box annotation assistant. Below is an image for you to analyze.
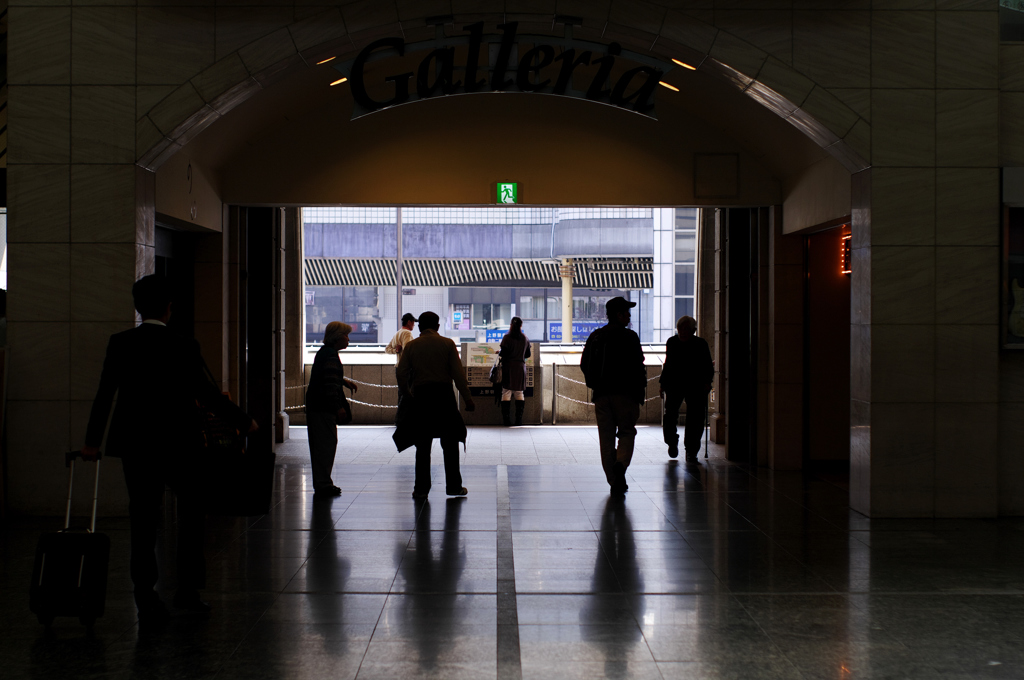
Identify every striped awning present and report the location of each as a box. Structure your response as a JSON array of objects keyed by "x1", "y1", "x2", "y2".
[{"x1": 304, "y1": 258, "x2": 653, "y2": 289}]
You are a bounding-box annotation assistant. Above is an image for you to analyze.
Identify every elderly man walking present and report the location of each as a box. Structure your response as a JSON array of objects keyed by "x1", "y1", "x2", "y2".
[
  {"x1": 394, "y1": 311, "x2": 476, "y2": 498},
  {"x1": 581, "y1": 297, "x2": 646, "y2": 496},
  {"x1": 660, "y1": 315, "x2": 714, "y2": 463}
]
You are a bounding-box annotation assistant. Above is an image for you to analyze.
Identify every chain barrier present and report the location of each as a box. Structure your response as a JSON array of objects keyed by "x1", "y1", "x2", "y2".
[
  {"x1": 285, "y1": 385, "x2": 305, "y2": 390},
  {"x1": 347, "y1": 378, "x2": 399, "y2": 389},
  {"x1": 556, "y1": 373, "x2": 588, "y2": 386},
  {"x1": 556, "y1": 393, "x2": 594, "y2": 406},
  {"x1": 348, "y1": 398, "x2": 398, "y2": 409}
]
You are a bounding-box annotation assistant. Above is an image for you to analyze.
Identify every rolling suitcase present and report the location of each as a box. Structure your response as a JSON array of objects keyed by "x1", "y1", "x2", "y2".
[{"x1": 29, "y1": 451, "x2": 110, "y2": 627}]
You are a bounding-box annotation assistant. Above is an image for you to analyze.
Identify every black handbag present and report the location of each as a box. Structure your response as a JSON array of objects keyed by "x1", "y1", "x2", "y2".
[{"x1": 489, "y1": 357, "x2": 503, "y2": 384}]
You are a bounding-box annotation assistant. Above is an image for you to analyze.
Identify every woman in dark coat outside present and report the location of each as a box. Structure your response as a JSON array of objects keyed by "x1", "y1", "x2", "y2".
[
  {"x1": 305, "y1": 321, "x2": 358, "y2": 496},
  {"x1": 499, "y1": 317, "x2": 531, "y2": 426}
]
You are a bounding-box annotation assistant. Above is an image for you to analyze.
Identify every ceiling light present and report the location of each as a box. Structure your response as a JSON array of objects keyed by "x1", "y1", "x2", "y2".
[
  {"x1": 330, "y1": 77, "x2": 348, "y2": 86},
  {"x1": 317, "y1": 56, "x2": 337, "y2": 65},
  {"x1": 672, "y1": 58, "x2": 697, "y2": 71},
  {"x1": 658, "y1": 81, "x2": 679, "y2": 92}
]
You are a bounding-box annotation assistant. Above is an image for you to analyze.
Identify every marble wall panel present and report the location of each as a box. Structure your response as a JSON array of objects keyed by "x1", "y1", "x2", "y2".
[
  {"x1": 67, "y1": 398, "x2": 130, "y2": 515},
  {"x1": 936, "y1": 90, "x2": 998, "y2": 168},
  {"x1": 935, "y1": 246, "x2": 998, "y2": 324},
  {"x1": 934, "y1": 324, "x2": 999, "y2": 402},
  {"x1": 768, "y1": 381, "x2": 803, "y2": 470},
  {"x1": 136, "y1": 118, "x2": 169, "y2": 166},
  {"x1": 5, "y1": 400, "x2": 71, "y2": 514},
  {"x1": 871, "y1": 11, "x2": 935, "y2": 89},
  {"x1": 238, "y1": 29, "x2": 299, "y2": 75},
  {"x1": 999, "y1": 92, "x2": 1024, "y2": 167},
  {"x1": 871, "y1": 89, "x2": 935, "y2": 167},
  {"x1": 849, "y1": 399, "x2": 871, "y2": 515},
  {"x1": 71, "y1": 7, "x2": 135, "y2": 85},
  {"x1": 451, "y1": 0, "x2": 506, "y2": 18},
  {"x1": 8, "y1": 7, "x2": 70, "y2": 85},
  {"x1": 870, "y1": 324, "x2": 935, "y2": 403},
  {"x1": 842, "y1": 119, "x2": 871, "y2": 166},
  {"x1": 214, "y1": 6, "x2": 294, "y2": 61},
  {"x1": 69, "y1": 321, "x2": 132, "y2": 401},
  {"x1": 348, "y1": 365, "x2": 384, "y2": 425},
  {"x1": 7, "y1": 243, "x2": 70, "y2": 322},
  {"x1": 793, "y1": 10, "x2": 870, "y2": 89},
  {"x1": 936, "y1": 0, "x2": 995, "y2": 8},
  {"x1": 609, "y1": 0, "x2": 665, "y2": 37},
  {"x1": 709, "y1": 30, "x2": 768, "y2": 80},
  {"x1": 757, "y1": 57, "x2": 815, "y2": 109},
  {"x1": 715, "y1": 10, "x2": 791, "y2": 64},
  {"x1": 934, "y1": 402, "x2": 998, "y2": 517},
  {"x1": 997, "y1": 400, "x2": 1024, "y2": 515},
  {"x1": 137, "y1": 6, "x2": 216, "y2": 86},
  {"x1": 869, "y1": 402, "x2": 935, "y2": 517},
  {"x1": 830, "y1": 88, "x2": 870, "y2": 121},
  {"x1": 8, "y1": 86, "x2": 70, "y2": 164},
  {"x1": 70, "y1": 243, "x2": 139, "y2": 323},
  {"x1": 769, "y1": 265, "x2": 804, "y2": 326},
  {"x1": 137, "y1": 86, "x2": 176, "y2": 121},
  {"x1": 999, "y1": 354, "x2": 1024, "y2": 403},
  {"x1": 190, "y1": 55, "x2": 251, "y2": 107},
  {"x1": 869, "y1": 168, "x2": 935, "y2": 246},
  {"x1": 289, "y1": 8, "x2": 348, "y2": 54},
  {"x1": 870, "y1": 246, "x2": 935, "y2": 325},
  {"x1": 850, "y1": 245, "x2": 871, "y2": 325},
  {"x1": 936, "y1": 11, "x2": 998, "y2": 90},
  {"x1": 7, "y1": 164, "x2": 70, "y2": 243},
  {"x1": 850, "y1": 322, "x2": 871, "y2": 402},
  {"x1": 148, "y1": 83, "x2": 207, "y2": 136},
  {"x1": 70, "y1": 165, "x2": 136, "y2": 243},
  {"x1": 935, "y1": 168, "x2": 1000, "y2": 246},
  {"x1": 660, "y1": 11, "x2": 718, "y2": 55},
  {"x1": 7, "y1": 321, "x2": 71, "y2": 400},
  {"x1": 71, "y1": 86, "x2": 135, "y2": 164},
  {"x1": 768, "y1": 322, "x2": 803, "y2": 385},
  {"x1": 998, "y1": 44, "x2": 1024, "y2": 92},
  {"x1": 394, "y1": 0, "x2": 451, "y2": 23},
  {"x1": 340, "y1": 0, "x2": 399, "y2": 36}
]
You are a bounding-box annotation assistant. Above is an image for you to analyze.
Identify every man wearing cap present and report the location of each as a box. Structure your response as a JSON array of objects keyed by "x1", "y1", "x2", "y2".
[
  {"x1": 386, "y1": 313, "x2": 418, "y2": 359},
  {"x1": 580, "y1": 297, "x2": 647, "y2": 496}
]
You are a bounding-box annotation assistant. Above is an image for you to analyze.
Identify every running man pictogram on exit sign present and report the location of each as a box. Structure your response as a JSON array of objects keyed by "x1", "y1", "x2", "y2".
[{"x1": 497, "y1": 182, "x2": 517, "y2": 204}]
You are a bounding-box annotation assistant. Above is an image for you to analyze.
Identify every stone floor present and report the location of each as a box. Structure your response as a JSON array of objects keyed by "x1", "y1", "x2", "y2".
[{"x1": 2, "y1": 425, "x2": 1024, "y2": 679}]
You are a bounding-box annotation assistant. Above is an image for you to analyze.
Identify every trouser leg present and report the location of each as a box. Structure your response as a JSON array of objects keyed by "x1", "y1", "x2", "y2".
[
  {"x1": 662, "y1": 393, "x2": 684, "y2": 445},
  {"x1": 614, "y1": 396, "x2": 640, "y2": 469},
  {"x1": 414, "y1": 439, "x2": 433, "y2": 493},
  {"x1": 173, "y1": 490, "x2": 206, "y2": 593},
  {"x1": 594, "y1": 397, "x2": 619, "y2": 484},
  {"x1": 440, "y1": 437, "x2": 463, "y2": 492},
  {"x1": 307, "y1": 412, "x2": 338, "y2": 491},
  {"x1": 122, "y1": 458, "x2": 164, "y2": 608},
  {"x1": 682, "y1": 394, "x2": 708, "y2": 458}
]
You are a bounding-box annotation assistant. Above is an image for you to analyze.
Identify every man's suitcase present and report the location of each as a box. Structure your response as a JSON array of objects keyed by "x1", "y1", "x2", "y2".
[{"x1": 29, "y1": 451, "x2": 110, "y2": 627}]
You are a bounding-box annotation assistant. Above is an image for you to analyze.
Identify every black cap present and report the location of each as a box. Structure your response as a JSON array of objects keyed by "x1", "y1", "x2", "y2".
[
  {"x1": 401, "y1": 313, "x2": 418, "y2": 323},
  {"x1": 605, "y1": 296, "x2": 636, "y2": 314}
]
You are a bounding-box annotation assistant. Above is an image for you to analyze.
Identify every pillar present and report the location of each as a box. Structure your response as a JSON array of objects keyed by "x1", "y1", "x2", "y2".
[{"x1": 560, "y1": 258, "x2": 573, "y2": 343}]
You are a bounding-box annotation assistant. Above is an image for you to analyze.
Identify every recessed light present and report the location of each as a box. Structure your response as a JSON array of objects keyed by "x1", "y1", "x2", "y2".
[
  {"x1": 671, "y1": 58, "x2": 697, "y2": 71},
  {"x1": 658, "y1": 81, "x2": 679, "y2": 92},
  {"x1": 330, "y1": 77, "x2": 348, "y2": 86},
  {"x1": 317, "y1": 56, "x2": 337, "y2": 65}
]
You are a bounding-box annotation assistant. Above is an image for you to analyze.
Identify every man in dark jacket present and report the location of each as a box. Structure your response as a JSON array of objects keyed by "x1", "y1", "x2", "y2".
[
  {"x1": 659, "y1": 315, "x2": 714, "y2": 463},
  {"x1": 82, "y1": 275, "x2": 256, "y2": 624},
  {"x1": 580, "y1": 297, "x2": 646, "y2": 495}
]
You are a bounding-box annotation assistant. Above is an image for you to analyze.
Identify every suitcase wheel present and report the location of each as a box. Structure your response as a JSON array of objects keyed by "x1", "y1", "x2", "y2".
[
  {"x1": 37, "y1": 612, "x2": 54, "y2": 627},
  {"x1": 79, "y1": 615, "x2": 95, "y2": 628}
]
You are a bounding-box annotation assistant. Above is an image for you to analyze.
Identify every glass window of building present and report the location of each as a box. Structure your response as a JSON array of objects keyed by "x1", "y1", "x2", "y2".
[{"x1": 674, "y1": 208, "x2": 698, "y2": 326}]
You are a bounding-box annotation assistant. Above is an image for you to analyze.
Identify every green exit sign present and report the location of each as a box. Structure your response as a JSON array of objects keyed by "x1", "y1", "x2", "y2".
[{"x1": 497, "y1": 182, "x2": 518, "y2": 204}]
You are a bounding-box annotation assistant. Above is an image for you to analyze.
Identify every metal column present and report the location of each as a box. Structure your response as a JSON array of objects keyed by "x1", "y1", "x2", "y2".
[{"x1": 396, "y1": 206, "x2": 403, "y2": 331}]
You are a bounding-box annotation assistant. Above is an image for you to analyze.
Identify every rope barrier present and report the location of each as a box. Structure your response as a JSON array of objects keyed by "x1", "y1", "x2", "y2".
[
  {"x1": 285, "y1": 385, "x2": 306, "y2": 391},
  {"x1": 556, "y1": 393, "x2": 594, "y2": 406},
  {"x1": 348, "y1": 398, "x2": 398, "y2": 409},
  {"x1": 555, "y1": 374, "x2": 588, "y2": 386},
  {"x1": 347, "y1": 378, "x2": 399, "y2": 389}
]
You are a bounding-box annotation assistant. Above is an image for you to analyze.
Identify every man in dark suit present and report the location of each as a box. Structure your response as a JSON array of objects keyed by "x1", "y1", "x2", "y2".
[{"x1": 82, "y1": 275, "x2": 256, "y2": 624}]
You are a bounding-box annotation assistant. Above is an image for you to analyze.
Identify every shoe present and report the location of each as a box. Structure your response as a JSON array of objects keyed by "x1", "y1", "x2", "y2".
[
  {"x1": 667, "y1": 443, "x2": 679, "y2": 459},
  {"x1": 314, "y1": 485, "x2": 342, "y2": 497},
  {"x1": 173, "y1": 591, "x2": 212, "y2": 614},
  {"x1": 685, "y1": 454, "x2": 699, "y2": 464},
  {"x1": 446, "y1": 487, "x2": 468, "y2": 496},
  {"x1": 412, "y1": 490, "x2": 429, "y2": 499},
  {"x1": 137, "y1": 600, "x2": 170, "y2": 627},
  {"x1": 610, "y1": 463, "x2": 628, "y2": 495}
]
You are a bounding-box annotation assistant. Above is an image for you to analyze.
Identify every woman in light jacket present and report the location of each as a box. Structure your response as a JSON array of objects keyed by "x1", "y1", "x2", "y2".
[
  {"x1": 305, "y1": 321, "x2": 357, "y2": 496},
  {"x1": 498, "y1": 317, "x2": 531, "y2": 426}
]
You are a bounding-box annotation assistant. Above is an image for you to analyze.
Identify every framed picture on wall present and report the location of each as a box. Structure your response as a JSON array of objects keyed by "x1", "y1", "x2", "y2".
[{"x1": 1003, "y1": 207, "x2": 1024, "y2": 349}]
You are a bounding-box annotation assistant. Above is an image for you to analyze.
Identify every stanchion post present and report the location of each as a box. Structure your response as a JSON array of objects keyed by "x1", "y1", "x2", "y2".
[{"x1": 552, "y1": 363, "x2": 558, "y2": 425}]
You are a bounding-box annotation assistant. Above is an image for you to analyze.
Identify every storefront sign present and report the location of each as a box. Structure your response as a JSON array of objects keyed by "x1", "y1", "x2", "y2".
[
  {"x1": 486, "y1": 329, "x2": 506, "y2": 342},
  {"x1": 341, "y1": 22, "x2": 670, "y2": 120},
  {"x1": 548, "y1": 321, "x2": 604, "y2": 342}
]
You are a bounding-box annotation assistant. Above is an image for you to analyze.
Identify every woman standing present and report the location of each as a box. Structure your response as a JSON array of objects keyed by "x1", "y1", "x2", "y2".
[
  {"x1": 499, "y1": 317, "x2": 531, "y2": 426},
  {"x1": 305, "y1": 321, "x2": 358, "y2": 496}
]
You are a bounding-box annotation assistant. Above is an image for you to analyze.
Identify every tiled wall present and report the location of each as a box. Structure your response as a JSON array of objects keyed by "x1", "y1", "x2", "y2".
[{"x1": 4, "y1": 1, "x2": 1017, "y2": 516}]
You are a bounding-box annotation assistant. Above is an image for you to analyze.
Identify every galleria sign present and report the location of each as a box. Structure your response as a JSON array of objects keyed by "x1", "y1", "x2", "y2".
[{"x1": 342, "y1": 22, "x2": 671, "y2": 119}]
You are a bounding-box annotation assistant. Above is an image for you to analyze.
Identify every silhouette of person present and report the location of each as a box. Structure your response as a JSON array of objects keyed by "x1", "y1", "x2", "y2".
[
  {"x1": 386, "y1": 313, "x2": 418, "y2": 358},
  {"x1": 659, "y1": 315, "x2": 713, "y2": 463},
  {"x1": 499, "y1": 316, "x2": 531, "y2": 426},
  {"x1": 305, "y1": 321, "x2": 358, "y2": 497},
  {"x1": 82, "y1": 275, "x2": 257, "y2": 624},
  {"x1": 394, "y1": 311, "x2": 476, "y2": 498},
  {"x1": 580, "y1": 297, "x2": 646, "y2": 495}
]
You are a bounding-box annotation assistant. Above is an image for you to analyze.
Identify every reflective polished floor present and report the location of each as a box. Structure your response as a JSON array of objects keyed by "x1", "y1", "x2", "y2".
[{"x1": 2, "y1": 425, "x2": 1024, "y2": 679}]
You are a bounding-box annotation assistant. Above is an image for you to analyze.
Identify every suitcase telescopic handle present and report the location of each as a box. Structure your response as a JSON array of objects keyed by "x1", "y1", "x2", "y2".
[{"x1": 64, "y1": 451, "x2": 102, "y2": 533}]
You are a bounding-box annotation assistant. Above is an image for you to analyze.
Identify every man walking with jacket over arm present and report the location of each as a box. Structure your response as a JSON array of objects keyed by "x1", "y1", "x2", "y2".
[{"x1": 581, "y1": 297, "x2": 646, "y2": 496}]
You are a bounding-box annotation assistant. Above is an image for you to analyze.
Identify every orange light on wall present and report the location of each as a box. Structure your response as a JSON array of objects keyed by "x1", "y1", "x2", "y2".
[{"x1": 841, "y1": 234, "x2": 852, "y2": 275}]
